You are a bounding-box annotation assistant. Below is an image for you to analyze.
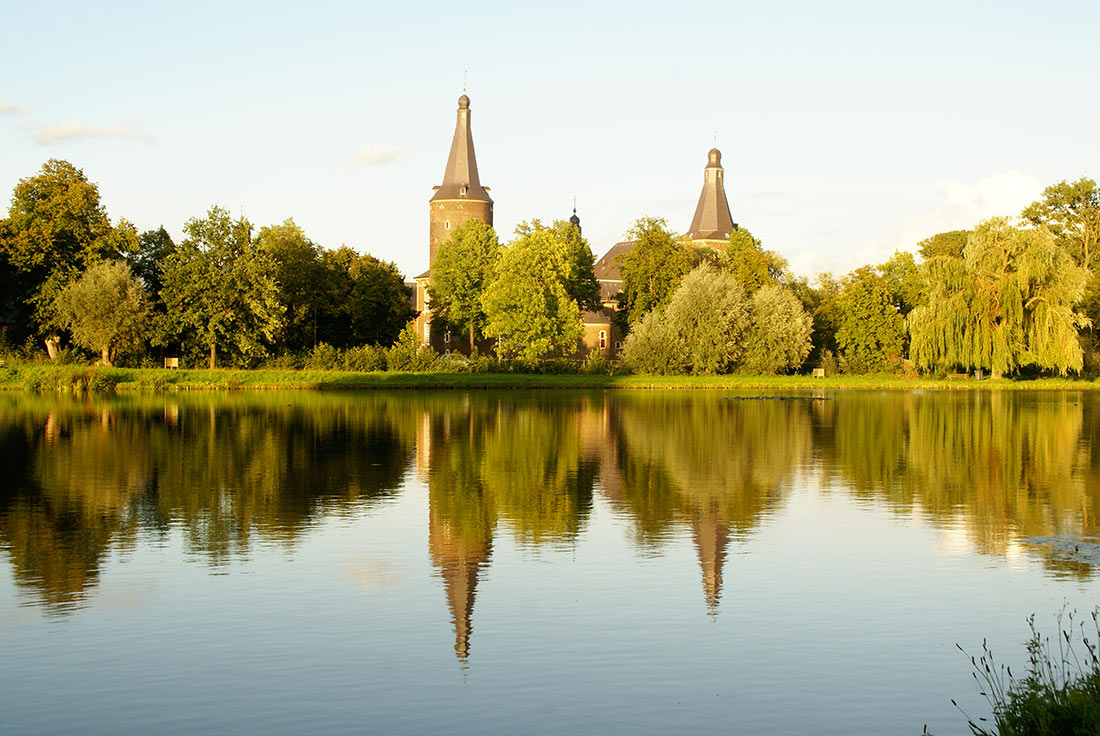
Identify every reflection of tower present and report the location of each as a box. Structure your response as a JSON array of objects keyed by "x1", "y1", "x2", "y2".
[
  {"x1": 415, "y1": 411, "x2": 431, "y2": 482},
  {"x1": 691, "y1": 514, "x2": 729, "y2": 615},
  {"x1": 428, "y1": 509, "x2": 491, "y2": 662}
]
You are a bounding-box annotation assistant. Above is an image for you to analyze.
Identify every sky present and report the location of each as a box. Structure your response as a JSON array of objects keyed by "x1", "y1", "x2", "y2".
[{"x1": 1, "y1": 0, "x2": 1098, "y2": 282}]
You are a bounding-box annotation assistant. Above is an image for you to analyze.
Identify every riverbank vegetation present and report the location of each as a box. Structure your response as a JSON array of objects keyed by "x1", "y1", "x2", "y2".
[{"x1": 2, "y1": 159, "x2": 1098, "y2": 381}]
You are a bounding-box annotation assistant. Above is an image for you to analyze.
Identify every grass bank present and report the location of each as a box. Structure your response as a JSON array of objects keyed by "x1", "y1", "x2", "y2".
[{"x1": 3, "y1": 363, "x2": 1100, "y2": 392}]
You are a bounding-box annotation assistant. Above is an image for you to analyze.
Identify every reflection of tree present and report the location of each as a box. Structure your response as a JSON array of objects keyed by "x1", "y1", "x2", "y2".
[
  {"x1": 824, "y1": 392, "x2": 1100, "y2": 578},
  {"x1": 0, "y1": 394, "x2": 415, "y2": 612},
  {"x1": 608, "y1": 395, "x2": 812, "y2": 613}
]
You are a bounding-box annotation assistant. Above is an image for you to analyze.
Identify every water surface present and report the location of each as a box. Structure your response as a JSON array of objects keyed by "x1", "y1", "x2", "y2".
[{"x1": 1, "y1": 390, "x2": 1097, "y2": 734}]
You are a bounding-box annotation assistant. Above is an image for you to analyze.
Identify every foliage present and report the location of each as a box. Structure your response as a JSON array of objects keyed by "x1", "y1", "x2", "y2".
[
  {"x1": 343, "y1": 344, "x2": 387, "y2": 372},
  {"x1": 919, "y1": 230, "x2": 970, "y2": 260},
  {"x1": 1021, "y1": 177, "x2": 1100, "y2": 272},
  {"x1": 619, "y1": 216, "x2": 694, "y2": 325},
  {"x1": 305, "y1": 342, "x2": 341, "y2": 370},
  {"x1": 956, "y1": 609, "x2": 1100, "y2": 736},
  {"x1": 622, "y1": 263, "x2": 748, "y2": 375},
  {"x1": 909, "y1": 219, "x2": 1089, "y2": 377},
  {"x1": 723, "y1": 227, "x2": 788, "y2": 293},
  {"x1": 482, "y1": 225, "x2": 584, "y2": 361},
  {"x1": 256, "y1": 219, "x2": 329, "y2": 353},
  {"x1": 54, "y1": 261, "x2": 151, "y2": 366},
  {"x1": 386, "y1": 322, "x2": 439, "y2": 371},
  {"x1": 0, "y1": 159, "x2": 134, "y2": 346},
  {"x1": 835, "y1": 266, "x2": 906, "y2": 373},
  {"x1": 128, "y1": 226, "x2": 175, "y2": 298},
  {"x1": 427, "y1": 219, "x2": 500, "y2": 350},
  {"x1": 320, "y1": 246, "x2": 412, "y2": 348},
  {"x1": 742, "y1": 285, "x2": 813, "y2": 374},
  {"x1": 159, "y1": 206, "x2": 284, "y2": 368},
  {"x1": 878, "y1": 250, "x2": 925, "y2": 317}
]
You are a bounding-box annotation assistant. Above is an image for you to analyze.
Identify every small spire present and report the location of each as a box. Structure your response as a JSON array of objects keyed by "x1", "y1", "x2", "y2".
[
  {"x1": 569, "y1": 198, "x2": 581, "y2": 232},
  {"x1": 463, "y1": 70, "x2": 467, "y2": 94}
]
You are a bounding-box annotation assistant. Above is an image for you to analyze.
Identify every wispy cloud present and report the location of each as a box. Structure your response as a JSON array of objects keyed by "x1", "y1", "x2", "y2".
[
  {"x1": 0, "y1": 100, "x2": 33, "y2": 117},
  {"x1": 27, "y1": 119, "x2": 154, "y2": 145},
  {"x1": 346, "y1": 144, "x2": 405, "y2": 167}
]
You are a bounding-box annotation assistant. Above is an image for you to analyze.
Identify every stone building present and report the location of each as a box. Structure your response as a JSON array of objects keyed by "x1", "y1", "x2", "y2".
[{"x1": 414, "y1": 93, "x2": 493, "y2": 350}]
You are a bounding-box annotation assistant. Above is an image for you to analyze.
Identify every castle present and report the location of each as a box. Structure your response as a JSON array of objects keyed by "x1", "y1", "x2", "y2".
[{"x1": 414, "y1": 93, "x2": 737, "y2": 357}]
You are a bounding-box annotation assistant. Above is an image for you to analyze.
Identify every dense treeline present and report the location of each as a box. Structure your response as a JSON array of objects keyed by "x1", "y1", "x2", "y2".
[
  {"x1": 2, "y1": 159, "x2": 1098, "y2": 376},
  {"x1": 0, "y1": 160, "x2": 413, "y2": 368}
]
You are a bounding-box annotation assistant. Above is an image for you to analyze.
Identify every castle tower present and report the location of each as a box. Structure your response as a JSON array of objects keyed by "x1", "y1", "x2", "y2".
[
  {"x1": 686, "y1": 148, "x2": 736, "y2": 248},
  {"x1": 428, "y1": 93, "x2": 493, "y2": 264}
]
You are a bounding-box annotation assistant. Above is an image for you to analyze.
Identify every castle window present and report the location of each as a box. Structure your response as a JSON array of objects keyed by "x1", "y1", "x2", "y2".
[
  {"x1": 444, "y1": 220, "x2": 451, "y2": 230},
  {"x1": 599, "y1": 330, "x2": 607, "y2": 349},
  {"x1": 460, "y1": 185, "x2": 468, "y2": 196},
  {"x1": 444, "y1": 331, "x2": 451, "y2": 344}
]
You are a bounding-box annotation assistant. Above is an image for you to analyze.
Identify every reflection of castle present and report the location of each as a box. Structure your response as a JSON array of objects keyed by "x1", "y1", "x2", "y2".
[{"x1": 413, "y1": 94, "x2": 738, "y2": 358}]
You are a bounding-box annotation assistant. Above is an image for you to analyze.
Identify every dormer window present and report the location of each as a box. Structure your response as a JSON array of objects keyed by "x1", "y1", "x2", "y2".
[{"x1": 460, "y1": 185, "x2": 468, "y2": 196}]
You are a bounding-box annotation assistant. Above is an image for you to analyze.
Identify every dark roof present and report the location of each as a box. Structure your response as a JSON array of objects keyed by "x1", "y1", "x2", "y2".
[
  {"x1": 687, "y1": 148, "x2": 735, "y2": 242},
  {"x1": 430, "y1": 94, "x2": 492, "y2": 203},
  {"x1": 593, "y1": 241, "x2": 635, "y2": 282},
  {"x1": 581, "y1": 307, "x2": 616, "y2": 325},
  {"x1": 415, "y1": 269, "x2": 431, "y2": 280}
]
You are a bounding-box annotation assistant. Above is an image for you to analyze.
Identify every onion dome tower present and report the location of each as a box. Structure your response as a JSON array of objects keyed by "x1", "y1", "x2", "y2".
[
  {"x1": 428, "y1": 93, "x2": 493, "y2": 265},
  {"x1": 569, "y1": 200, "x2": 582, "y2": 234},
  {"x1": 687, "y1": 147, "x2": 736, "y2": 248}
]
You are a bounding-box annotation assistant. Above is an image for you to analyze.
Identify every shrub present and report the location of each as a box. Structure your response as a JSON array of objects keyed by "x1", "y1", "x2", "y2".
[
  {"x1": 386, "y1": 323, "x2": 439, "y2": 372},
  {"x1": 583, "y1": 349, "x2": 612, "y2": 375},
  {"x1": 343, "y1": 345, "x2": 387, "y2": 372},
  {"x1": 742, "y1": 285, "x2": 813, "y2": 374},
  {"x1": 86, "y1": 369, "x2": 117, "y2": 393},
  {"x1": 305, "y1": 342, "x2": 341, "y2": 370},
  {"x1": 264, "y1": 354, "x2": 302, "y2": 370}
]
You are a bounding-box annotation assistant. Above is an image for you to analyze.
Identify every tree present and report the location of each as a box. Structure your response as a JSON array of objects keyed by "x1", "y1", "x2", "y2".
[
  {"x1": 834, "y1": 267, "x2": 906, "y2": 373},
  {"x1": 918, "y1": 230, "x2": 970, "y2": 260},
  {"x1": 0, "y1": 159, "x2": 133, "y2": 355},
  {"x1": 54, "y1": 261, "x2": 150, "y2": 365},
  {"x1": 909, "y1": 218, "x2": 1088, "y2": 378},
  {"x1": 128, "y1": 227, "x2": 175, "y2": 297},
  {"x1": 723, "y1": 227, "x2": 787, "y2": 293},
  {"x1": 256, "y1": 219, "x2": 330, "y2": 352},
  {"x1": 878, "y1": 250, "x2": 925, "y2": 317},
  {"x1": 1021, "y1": 178, "x2": 1100, "y2": 272},
  {"x1": 427, "y1": 219, "x2": 500, "y2": 351},
  {"x1": 621, "y1": 263, "x2": 748, "y2": 375},
  {"x1": 481, "y1": 226, "x2": 584, "y2": 361},
  {"x1": 159, "y1": 206, "x2": 283, "y2": 368},
  {"x1": 619, "y1": 216, "x2": 693, "y2": 325},
  {"x1": 321, "y1": 246, "x2": 412, "y2": 348},
  {"x1": 742, "y1": 285, "x2": 813, "y2": 374}
]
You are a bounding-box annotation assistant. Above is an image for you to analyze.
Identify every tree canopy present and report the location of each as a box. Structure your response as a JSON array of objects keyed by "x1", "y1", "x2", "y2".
[
  {"x1": 619, "y1": 216, "x2": 694, "y2": 325},
  {"x1": 427, "y1": 219, "x2": 500, "y2": 351},
  {"x1": 54, "y1": 261, "x2": 150, "y2": 365},
  {"x1": 834, "y1": 266, "x2": 906, "y2": 373},
  {"x1": 722, "y1": 227, "x2": 788, "y2": 293}
]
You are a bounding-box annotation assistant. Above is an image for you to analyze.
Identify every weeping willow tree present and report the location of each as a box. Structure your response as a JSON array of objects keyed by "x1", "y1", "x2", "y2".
[{"x1": 910, "y1": 218, "x2": 1089, "y2": 377}]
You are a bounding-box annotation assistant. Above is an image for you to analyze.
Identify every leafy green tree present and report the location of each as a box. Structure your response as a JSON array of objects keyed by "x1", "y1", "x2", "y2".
[
  {"x1": 159, "y1": 206, "x2": 283, "y2": 368},
  {"x1": 128, "y1": 227, "x2": 175, "y2": 297},
  {"x1": 0, "y1": 159, "x2": 133, "y2": 354},
  {"x1": 321, "y1": 246, "x2": 412, "y2": 348},
  {"x1": 256, "y1": 219, "x2": 330, "y2": 352},
  {"x1": 53, "y1": 261, "x2": 150, "y2": 365},
  {"x1": 878, "y1": 250, "x2": 925, "y2": 317},
  {"x1": 1021, "y1": 177, "x2": 1100, "y2": 272},
  {"x1": 427, "y1": 219, "x2": 500, "y2": 351},
  {"x1": 386, "y1": 321, "x2": 438, "y2": 371},
  {"x1": 619, "y1": 216, "x2": 694, "y2": 325},
  {"x1": 723, "y1": 227, "x2": 787, "y2": 293},
  {"x1": 481, "y1": 226, "x2": 584, "y2": 361},
  {"x1": 621, "y1": 263, "x2": 748, "y2": 375},
  {"x1": 909, "y1": 218, "x2": 1088, "y2": 377},
  {"x1": 918, "y1": 230, "x2": 970, "y2": 260},
  {"x1": 742, "y1": 285, "x2": 813, "y2": 374},
  {"x1": 835, "y1": 266, "x2": 906, "y2": 373}
]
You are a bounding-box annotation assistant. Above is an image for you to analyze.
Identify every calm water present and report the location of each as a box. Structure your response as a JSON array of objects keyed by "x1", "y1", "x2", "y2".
[{"x1": 1, "y1": 390, "x2": 1098, "y2": 735}]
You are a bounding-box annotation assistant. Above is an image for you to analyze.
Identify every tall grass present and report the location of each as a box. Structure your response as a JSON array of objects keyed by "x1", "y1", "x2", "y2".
[{"x1": 952, "y1": 609, "x2": 1100, "y2": 735}]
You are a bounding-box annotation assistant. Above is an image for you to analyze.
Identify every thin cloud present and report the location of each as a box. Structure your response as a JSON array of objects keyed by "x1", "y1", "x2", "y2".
[
  {"x1": 0, "y1": 100, "x2": 33, "y2": 117},
  {"x1": 346, "y1": 144, "x2": 405, "y2": 167},
  {"x1": 27, "y1": 119, "x2": 154, "y2": 145}
]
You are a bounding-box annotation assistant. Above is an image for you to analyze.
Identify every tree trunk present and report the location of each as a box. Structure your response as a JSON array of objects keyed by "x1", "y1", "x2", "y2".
[
  {"x1": 100, "y1": 347, "x2": 112, "y2": 367},
  {"x1": 44, "y1": 334, "x2": 60, "y2": 361},
  {"x1": 209, "y1": 344, "x2": 216, "y2": 369},
  {"x1": 991, "y1": 368, "x2": 1003, "y2": 379},
  {"x1": 469, "y1": 323, "x2": 475, "y2": 354}
]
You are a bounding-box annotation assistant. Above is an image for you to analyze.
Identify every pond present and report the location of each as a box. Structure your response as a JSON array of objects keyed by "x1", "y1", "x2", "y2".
[{"x1": 1, "y1": 390, "x2": 1097, "y2": 734}]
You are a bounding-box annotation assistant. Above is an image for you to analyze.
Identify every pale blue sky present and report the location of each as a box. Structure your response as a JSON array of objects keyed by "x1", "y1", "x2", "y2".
[{"x1": 2, "y1": 0, "x2": 1097, "y2": 280}]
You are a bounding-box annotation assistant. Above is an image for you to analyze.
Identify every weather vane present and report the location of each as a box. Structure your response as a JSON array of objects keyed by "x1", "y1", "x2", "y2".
[{"x1": 463, "y1": 70, "x2": 467, "y2": 94}]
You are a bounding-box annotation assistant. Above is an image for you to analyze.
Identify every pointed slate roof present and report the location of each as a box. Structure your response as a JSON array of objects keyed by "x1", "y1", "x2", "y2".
[
  {"x1": 431, "y1": 94, "x2": 492, "y2": 203},
  {"x1": 687, "y1": 148, "x2": 735, "y2": 242}
]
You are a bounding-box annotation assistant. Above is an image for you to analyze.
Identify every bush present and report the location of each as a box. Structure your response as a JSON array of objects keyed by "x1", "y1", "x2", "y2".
[
  {"x1": 86, "y1": 369, "x2": 117, "y2": 392},
  {"x1": 583, "y1": 349, "x2": 612, "y2": 375},
  {"x1": 343, "y1": 345, "x2": 387, "y2": 372},
  {"x1": 954, "y1": 608, "x2": 1100, "y2": 736},
  {"x1": 305, "y1": 342, "x2": 341, "y2": 370},
  {"x1": 264, "y1": 354, "x2": 302, "y2": 370},
  {"x1": 386, "y1": 323, "x2": 439, "y2": 372},
  {"x1": 137, "y1": 372, "x2": 169, "y2": 391}
]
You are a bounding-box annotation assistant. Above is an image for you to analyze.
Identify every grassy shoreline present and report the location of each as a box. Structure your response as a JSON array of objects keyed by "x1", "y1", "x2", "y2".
[{"x1": 3, "y1": 363, "x2": 1100, "y2": 392}]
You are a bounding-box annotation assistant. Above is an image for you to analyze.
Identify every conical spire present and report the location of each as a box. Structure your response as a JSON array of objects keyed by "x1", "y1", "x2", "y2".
[
  {"x1": 687, "y1": 148, "x2": 735, "y2": 243},
  {"x1": 431, "y1": 94, "x2": 492, "y2": 203},
  {"x1": 428, "y1": 507, "x2": 491, "y2": 662}
]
